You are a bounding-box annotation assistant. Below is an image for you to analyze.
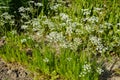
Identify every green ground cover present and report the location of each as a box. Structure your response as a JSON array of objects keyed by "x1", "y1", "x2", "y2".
[{"x1": 0, "y1": 0, "x2": 120, "y2": 80}]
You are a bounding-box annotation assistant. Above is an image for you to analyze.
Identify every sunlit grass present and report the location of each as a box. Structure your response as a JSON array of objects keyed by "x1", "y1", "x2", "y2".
[{"x1": 0, "y1": 0, "x2": 120, "y2": 80}]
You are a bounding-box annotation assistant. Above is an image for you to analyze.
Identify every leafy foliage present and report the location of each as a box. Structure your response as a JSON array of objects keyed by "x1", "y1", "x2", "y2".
[{"x1": 0, "y1": 0, "x2": 120, "y2": 80}]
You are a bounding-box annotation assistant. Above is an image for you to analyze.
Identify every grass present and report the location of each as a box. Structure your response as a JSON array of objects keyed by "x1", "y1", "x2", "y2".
[{"x1": 0, "y1": 0, "x2": 120, "y2": 80}]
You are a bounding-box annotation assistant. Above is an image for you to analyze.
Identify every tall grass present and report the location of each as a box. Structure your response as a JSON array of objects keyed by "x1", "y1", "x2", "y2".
[{"x1": 0, "y1": 0, "x2": 120, "y2": 80}]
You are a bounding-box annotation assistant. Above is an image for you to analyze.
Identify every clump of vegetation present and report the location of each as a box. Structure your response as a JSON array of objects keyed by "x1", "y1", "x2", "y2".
[{"x1": 0, "y1": 0, "x2": 120, "y2": 80}]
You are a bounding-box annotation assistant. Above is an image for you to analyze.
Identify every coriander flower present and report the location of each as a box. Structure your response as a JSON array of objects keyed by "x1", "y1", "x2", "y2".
[
  {"x1": 21, "y1": 25, "x2": 28, "y2": 29},
  {"x1": 66, "y1": 57, "x2": 72, "y2": 61},
  {"x1": 31, "y1": 18, "x2": 41, "y2": 28},
  {"x1": 43, "y1": 58, "x2": 49, "y2": 63},
  {"x1": 50, "y1": 4, "x2": 61, "y2": 10},
  {"x1": 60, "y1": 42, "x2": 68, "y2": 48},
  {"x1": 1, "y1": 12, "x2": 12, "y2": 20},
  {"x1": 117, "y1": 23, "x2": 120, "y2": 26},
  {"x1": 46, "y1": 32, "x2": 64, "y2": 43},
  {"x1": 89, "y1": 36, "x2": 101, "y2": 45},
  {"x1": 96, "y1": 67, "x2": 104, "y2": 74},
  {"x1": 66, "y1": 26, "x2": 73, "y2": 35},
  {"x1": 60, "y1": 13, "x2": 69, "y2": 21},
  {"x1": 105, "y1": 22, "x2": 112, "y2": 27},
  {"x1": 94, "y1": 7, "x2": 103, "y2": 11},
  {"x1": 88, "y1": 16, "x2": 99, "y2": 23},
  {"x1": 81, "y1": 9, "x2": 91, "y2": 15},
  {"x1": 74, "y1": 38, "x2": 82, "y2": 45},
  {"x1": 21, "y1": 39, "x2": 27, "y2": 43},
  {"x1": 10, "y1": 30, "x2": 17, "y2": 35},
  {"x1": 79, "y1": 63, "x2": 91, "y2": 77},
  {"x1": 25, "y1": 7, "x2": 30, "y2": 11},
  {"x1": 29, "y1": 1, "x2": 34, "y2": 4},
  {"x1": 83, "y1": 64, "x2": 91, "y2": 73},
  {"x1": 35, "y1": 3, "x2": 43, "y2": 7},
  {"x1": 20, "y1": 13, "x2": 30, "y2": 20},
  {"x1": 18, "y1": 6, "x2": 26, "y2": 12}
]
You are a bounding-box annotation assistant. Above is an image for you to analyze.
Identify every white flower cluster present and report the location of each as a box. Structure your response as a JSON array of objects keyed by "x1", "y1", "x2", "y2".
[
  {"x1": 94, "y1": 7, "x2": 103, "y2": 11},
  {"x1": 74, "y1": 38, "x2": 82, "y2": 46},
  {"x1": 117, "y1": 23, "x2": 120, "y2": 26},
  {"x1": 82, "y1": 7, "x2": 103, "y2": 16},
  {"x1": 20, "y1": 13, "x2": 30, "y2": 20},
  {"x1": 21, "y1": 25, "x2": 28, "y2": 29},
  {"x1": 21, "y1": 38, "x2": 27, "y2": 43},
  {"x1": 28, "y1": 1, "x2": 43, "y2": 7},
  {"x1": 96, "y1": 67, "x2": 104, "y2": 74},
  {"x1": 18, "y1": 7, "x2": 26, "y2": 12},
  {"x1": 98, "y1": 24, "x2": 104, "y2": 33},
  {"x1": 81, "y1": 8, "x2": 104, "y2": 24},
  {"x1": 1, "y1": 12, "x2": 15, "y2": 25},
  {"x1": 105, "y1": 22, "x2": 112, "y2": 26},
  {"x1": 66, "y1": 22, "x2": 80, "y2": 36},
  {"x1": 84, "y1": 24, "x2": 92, "y2": 33},
  {"x1": 82, "y1": 16, "x2": 99, "y2": 23},
  {"x1": 93, "y1": 7, "x2": 103, "y2": 14},
  {"x1": 50, "y1": 4, "x2": 61, "y2": 11},
  {"x1": 59, "y1": 37, "x2": 82, "y2": 51},
  {"x1": 60, "y1": 13, "x2": 69, "y2": 21},
  {"x1": 31, "y1": 18, "x2": 42, "y2": 30},
  {"x1": 88, "y1": 16, "x2": 99, "y2": 23},
  {"x1": 66, "y1": 26, "x2": 73, "y2": 36},
  {"x1": 89, "y1": 36, "x2": 107, "y2": 53},
  {"x1": 66, "y1": 57, "x2": 72, "y2": 62},
  {"x1": 10, "y1": 30, "x2": 17, "y2": 35},
  {"x1": 18, "y1": 6, "x2": 31, "y2": 13},
  {"x1": 75, "y1": 29, "x2": 84, "y2": 35},
  {"x1": 1, "y1": 12, "x2": 12, "y2": 20},
  {"x1": 69, "y1": 38, "x2": 82, "y2": 50},
  {"x1": 35, "y1": 3, "x2": 43, "y2": 7},
  {"x1": 42, "y1": 19, "x2": 55, "y2": 31},
  {"x1": 43, "y1": 58, "x2": 49, "y2": 63},
  {"x1": 89, "y1": 36, "x2": 101, "y2": 45},
  {"x1": 46, "y1": 32, "x2": 65, "y2": 43},
  {"x1": 81, "y1": 9, "x2": 91, "y2": 15},
  {"x1": 83, "y1": 64, "x2": 91, "y2": 72},
  {"x1": 79, "y1": 63, "x2": 91, "y2": 77}
]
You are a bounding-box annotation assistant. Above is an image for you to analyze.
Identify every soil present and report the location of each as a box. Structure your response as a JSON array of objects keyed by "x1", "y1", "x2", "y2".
[
  {"x1": 0, "y1": 58, "x2": 33, "y2": 80},
  {"x1": 99, "y1": 57, "x2": 120, "y2": 80}
]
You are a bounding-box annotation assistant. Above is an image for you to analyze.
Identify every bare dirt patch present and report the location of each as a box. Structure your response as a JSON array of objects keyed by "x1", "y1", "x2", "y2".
[
  {"x1": 99, "y1": 57, "x2": 120, "y2": 80},
  {"x1": 0, "y1": 58, "x2": 33, "y2": 80}
]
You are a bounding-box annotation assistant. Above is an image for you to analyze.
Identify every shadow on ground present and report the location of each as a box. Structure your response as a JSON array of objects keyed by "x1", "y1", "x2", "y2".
[{"x1": 99, "y1": 57, "x2": 120, "y2": 80}]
